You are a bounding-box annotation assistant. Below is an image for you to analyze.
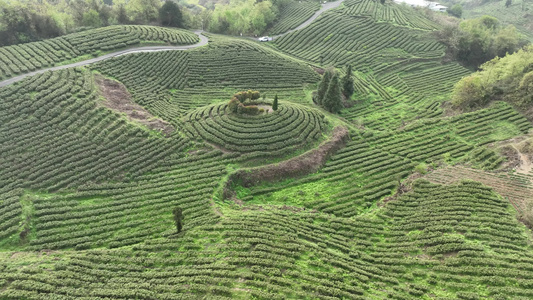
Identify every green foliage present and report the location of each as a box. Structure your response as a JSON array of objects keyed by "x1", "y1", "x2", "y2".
[
  {"x1": 273, "y1": 94, "x2": 279, "y2": 111},
  {"x1": 341, "y1": 65, "x2": 355, "y2": 98},
  {"x1": 228, "y1": 97, "x2": 240, "y2": 113},
  {"x1": 452, "y1": 45, "x2": 533, "y2": 109},
  {"x1": 0, "y1": 0, "x2": 185, "y2": 46},
  {"x1": 323, "y1": 73, "x2": 343, "y2": 113},
  {"x1": 414, "y1": 163, "x2": 428, "y2": 174},
  {"x1": 452, "y1": 75, "x2": 488, "y2": 109},
  {"x1": 159, "y1": 0, "x2": 183, "y2": 28},
  {"x1": 316, "y1": 68, "x2": 333, "y2": 106},
  {"x1": 126, "y1": 0, "x2": 161, "y2": 23},
  {"x1": 172, "y1": 206, "x2": 184, "y2": 233},
  {"x1": 209, "y1": 0, "x2": 278, "y2": 35},
  {"x1": 82, "y1": 9, "x2": 102, "y2": 28},
  {"x1": 448, "y1": 4, "x2": 463, "y2": 18},
  {"x1": 233, "y1": 90, "x2": 261, "y2": 103},
  {"x1": 2, "y1": 4, "x2": 533, "y2": 299},
  {"x1": 437, "y1": 15, "x2": 524, "y2": 67}
]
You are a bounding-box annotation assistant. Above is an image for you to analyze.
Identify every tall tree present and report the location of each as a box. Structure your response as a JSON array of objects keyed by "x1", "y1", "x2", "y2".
[
  {"x1": 272, "y1": 94, "x2": 279, "y2": 111},
  {"x1": 126, "y1": 0, "x2": 160, "y2": 23},
  {"x1": 159, "y1": 0, "x2": 183, "y2": 27},
  {"x1": 82, "y1": 9, "x2": 102, "y2": 27},
  {"x1": 316, "y1": 69, "x2": 333, "y2": 105},
  {"x1": 323, "y1": 73, "x2": 343, "y2": 113},
  {"x1": 116, "y1": 3, "x2": 129, "y2": 24},
  {"x1": 341, "y1": 65, "x2": 355, "y2": 98},
  {"x1": 172, "y1": 207, "x2": 184, "y2": 233},
  {"x1": 448, "y1": 4, "x2": 462, "y2": 18}
]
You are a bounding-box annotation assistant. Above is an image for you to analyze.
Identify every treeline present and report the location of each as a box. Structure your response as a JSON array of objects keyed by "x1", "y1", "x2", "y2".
[
  {"x1": 0, "y1": 0, "x2": 300, "y2": 47},
  {"x1": 452, "y1": 45, "x2": 533, "y2": 110},
  {"x1": 207, "y1": 0, "x2": 283, "y2": 35},
  {"x1": 0, "y1": 0, "x2": 186, "y2": 47},
  {"x1": 435, "y1": 15, "x2": 529, "y2": 68}
]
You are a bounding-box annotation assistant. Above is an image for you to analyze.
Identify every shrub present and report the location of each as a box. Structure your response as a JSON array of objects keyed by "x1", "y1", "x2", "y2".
[
  {"x1": 233, "y1": 90, "x2": 261, "y2": 102},
  {"x1": 414, "y1": 163, "x2": 428, "y2": 174},
  {"x1": 228, "y1": 97, "x2": 240, "y2": 113},
  {"x1": 452, "y1": 75, "x2": 487, "y2": 109},
  {"x1": 448, "y1": 4, "x2": 462, "y2": 18},
  {"x1": 241, "y1": 104, "x2": 260, "y2": 115}
]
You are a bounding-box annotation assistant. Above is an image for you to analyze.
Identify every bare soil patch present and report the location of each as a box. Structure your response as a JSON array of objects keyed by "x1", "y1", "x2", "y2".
[
  {"x1": 313, "y1": 67, "x2": 325, "y2": 75},
  {"x1": 223, "y1": 126, "x2": 349, "y2": 198},
  {"x1": 256, "y1": 104, "x2": 273, "y2": 113},
  {"x1": 492, "y1": 133, "x2": 533, "y2": 174},
  {"x1": 95, "y1": 75, "x2": 174, "y2": 136}
]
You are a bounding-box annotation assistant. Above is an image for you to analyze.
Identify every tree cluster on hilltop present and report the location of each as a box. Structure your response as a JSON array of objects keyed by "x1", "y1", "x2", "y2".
[
  {"x1": 0, "y1": 0, "x2": 185, "y2": 47},
  {"x1": 228, "y1": 90, "x2": 265, "y2": 115},
  {"x1": 452, "y1": 45, "x2": 533, "y2": 110},
  {"x1": 435, "y1": 15, "x2": 529, "y2": 68}
]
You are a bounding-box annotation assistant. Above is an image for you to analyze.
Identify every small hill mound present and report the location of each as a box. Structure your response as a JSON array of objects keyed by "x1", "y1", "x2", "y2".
[{"x1": 183, "y1": 101, "x2": 328, "y2": 156}]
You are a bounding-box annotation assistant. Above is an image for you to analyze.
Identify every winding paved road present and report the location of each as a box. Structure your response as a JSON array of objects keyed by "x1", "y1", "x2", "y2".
[
  {"x1": 272, "y1": 0, "x2": 344, "y2": 39},
  {"x1": 0, "y1": 31, "x2": 208, "y2": 88},
  {"x1": 0, "y1": 0, "x2": 345, "y2": 88}
]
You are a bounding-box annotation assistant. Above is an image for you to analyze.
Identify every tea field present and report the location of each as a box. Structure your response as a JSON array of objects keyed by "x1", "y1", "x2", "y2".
[
  {"x1": 1, "y1": 0, "x2": 533, "y2": 299},
  {"x1": 0, "y1": 25, "x2": 199, "y2": 80},
  {"x1": 268, "y1": 1, "x2": 320, "y2": 35}
]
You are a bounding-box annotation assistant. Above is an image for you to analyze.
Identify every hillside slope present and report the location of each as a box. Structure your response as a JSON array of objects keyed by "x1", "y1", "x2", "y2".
[
  {"x1": 0, "y1": 9, "x2": 533, "y2": 300},
  {"x1": 0, "y1": 26, "x2": 199, "y2": 80}
]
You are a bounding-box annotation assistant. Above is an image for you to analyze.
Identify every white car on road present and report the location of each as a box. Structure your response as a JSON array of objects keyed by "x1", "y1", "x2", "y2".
[{"x1": 258, "y1": 36, "x2": 272, "y2": 42}]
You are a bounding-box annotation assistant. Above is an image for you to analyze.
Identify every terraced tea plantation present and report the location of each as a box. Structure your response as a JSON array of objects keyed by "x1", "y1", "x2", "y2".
[
  {"x1": 1, "y1": 0, "x2": 533, "y2": 299},
  {"x1": 184, "y1": 102, "x2": 328, "y2": 156},
  {"x1": 267, "y1": 1, "x2": 320, "y2": 35},
  {"x1": 0, "y1": 25, "x2": 199, "y2": 80}
]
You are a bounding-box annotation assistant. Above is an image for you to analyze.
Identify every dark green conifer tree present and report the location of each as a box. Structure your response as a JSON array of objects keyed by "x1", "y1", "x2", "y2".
[
  {"x1": 316, "y1": 69, "x2": 333, "y2": 105},
  {"x1": 323, "y1": 73, "x2": 343, "y2": 113},
  {"x1": 172, "y1": 207, "x2": 184, "y2": 233},
  {"x1": 341, "y1": 65, "x2": 355, "y2": 98},
  {"x1": 272, "y1": 94, "x2": 279, "y2": 111}
]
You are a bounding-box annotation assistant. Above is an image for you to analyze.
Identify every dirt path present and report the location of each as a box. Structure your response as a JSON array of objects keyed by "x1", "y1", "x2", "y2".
[
  {"x1": 511, "y1": 144, "x2": 533, "y2": 174},
  {"x1": 0, "y1": 31, "x2": 208, "y2": 88}
]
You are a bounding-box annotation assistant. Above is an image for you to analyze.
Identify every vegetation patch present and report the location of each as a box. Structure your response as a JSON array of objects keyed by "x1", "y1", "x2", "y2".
[
  {"x1": 183, "y1": 101, "x2": 329, "y2": 155},
  {"x1": 225, "y1": 126, "x2": 349, "y2": 199}
]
